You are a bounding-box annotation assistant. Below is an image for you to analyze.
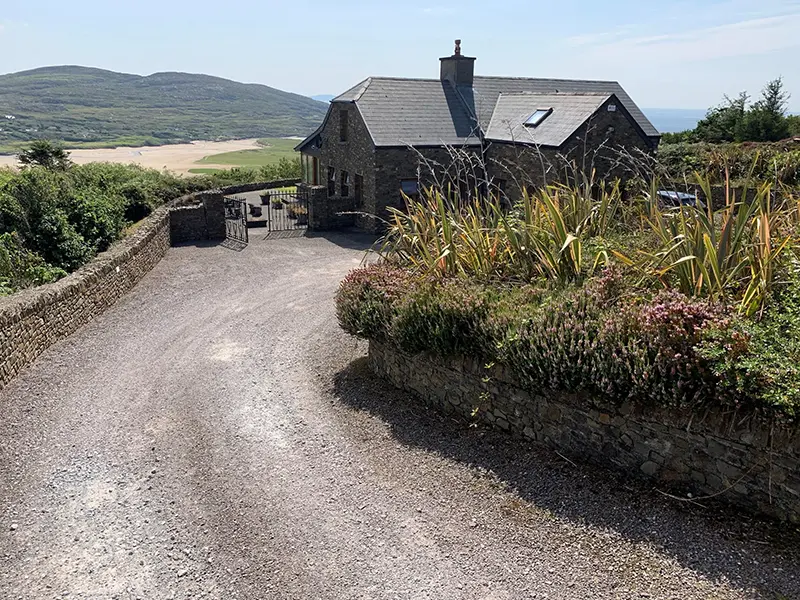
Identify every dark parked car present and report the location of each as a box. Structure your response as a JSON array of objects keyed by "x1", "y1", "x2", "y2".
[{"x1": 656, "y1": 190, "x2": 705, "y2": 209}]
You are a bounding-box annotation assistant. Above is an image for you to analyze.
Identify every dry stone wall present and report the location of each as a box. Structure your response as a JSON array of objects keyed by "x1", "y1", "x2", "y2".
[
  {"x1": 0, "y1": 179, "x2": 302, "y2": 389},
  {"x1": 0, "y1": 207, "x2": 171, "y2": 389},
  {"x1": 369, "y1": 341, "x2": 800, "y2": 523}
]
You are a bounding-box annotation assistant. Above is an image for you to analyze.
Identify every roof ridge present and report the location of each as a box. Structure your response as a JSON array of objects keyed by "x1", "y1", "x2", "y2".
[
  {"x1": 498, "y1": 91, "x2": 612, "y2": 97},
  {"x1": 474, "y1": 75, "x2": 620, "y2": 85},
  {"x1": 367, "y1": 75, "x2": 440, "y2": 83}
]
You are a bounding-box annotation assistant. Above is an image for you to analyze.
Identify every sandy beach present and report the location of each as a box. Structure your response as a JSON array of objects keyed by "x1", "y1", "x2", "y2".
[{"x1": 0, "y1": 139, "x2": 262, "y2": 174}]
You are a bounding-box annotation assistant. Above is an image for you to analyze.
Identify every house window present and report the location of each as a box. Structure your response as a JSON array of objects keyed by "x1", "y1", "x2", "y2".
[
  {"x1": 327, "y1": 166, "x2": 336, "y2": 196},
  {"x1": 400, "y1": 179, "x2": 420, "y2": 200},
  {"x1": 341, "y1": 171, "x2": 350, "y2": 197},
  {"x1": 340, "y1": 110, "x2": 348, "y2": 142},
  {"x1": 524, "y1": 108, "x2": 552, "y2": 128},
  {"x1": 301, "y1": 154, "x2": 320, "y2": 186},
  {"x1": 354, "y1": 174, "x2": 363, "y2": 203}
]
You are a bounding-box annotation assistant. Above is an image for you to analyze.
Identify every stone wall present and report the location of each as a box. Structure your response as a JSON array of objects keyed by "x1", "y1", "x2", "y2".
[
  {"x1": 315, "y1": 104, "x2": 376, "y2": 232},
  {"x1": 302, "y1": 184, "x2": 356, "y2": 231},
  {"x1": 169, "y1": 204, "x2": 211, "y2": 244},
  {"x1": 486, "y1": 95, "x2": 656, "y2": 203},
  {"x1": 369, "y1": 341, "x2": 800, "y2": 523},
  {"x1": 169, "y1": 191, "x2": 227, "y2": 244},
  {"x1": 0, "y1": 207, "x2": 171, "y2": 389},
  {"x1": 0, "y1": 178, "x2": 302, "y2": 390},
  {"x1": 373, "y1": 146, "x2": 484, "y2": 232}
]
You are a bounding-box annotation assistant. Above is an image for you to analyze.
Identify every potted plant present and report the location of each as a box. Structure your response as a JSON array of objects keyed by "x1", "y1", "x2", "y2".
[
  {"x1": 295, "y1": 206, "x2": 308, "y2": 225},
  {"x1": 272, "y1": 198, "x2": 284, "y2": 210},
  {"x1": 250, "y1": 205, "x2": 262, "y2": 218},
  {"x1": 260, "y1": 191, "x2": 271, "y2": 205}
]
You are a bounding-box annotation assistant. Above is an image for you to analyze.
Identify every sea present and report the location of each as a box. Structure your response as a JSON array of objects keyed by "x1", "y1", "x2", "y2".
[{"x1": 642, "y1": 108, "x2": 707, "y2": 134}]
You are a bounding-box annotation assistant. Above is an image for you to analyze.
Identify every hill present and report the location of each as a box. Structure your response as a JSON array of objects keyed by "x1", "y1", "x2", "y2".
[{"x1": 0, "y1": 66, "x2": 327, "y2": 153}]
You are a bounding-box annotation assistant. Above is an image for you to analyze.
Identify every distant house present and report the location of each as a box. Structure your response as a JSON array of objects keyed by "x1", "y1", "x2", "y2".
[{"x1": 296, "y1": 41, "x2": 659, "y2": 231}]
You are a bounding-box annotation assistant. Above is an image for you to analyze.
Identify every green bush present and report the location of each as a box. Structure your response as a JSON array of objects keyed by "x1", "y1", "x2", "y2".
[
  {"x1": 336, "y1": 264, "x2": 412, "y2": 341},
  {"x1": 657, "y1": 142, "x2": 800, "y2": 186},
  {"x1": 0, "y1": 232, "x2": 66, "y2": 295},
  {"x1": 391, "y1": 279, "x2": 494, "y2": 357},
  {"x1": 66, "y1": 191, "x2": 126, "y2": 253},
  {"x1": 0, "y1": 157, "x2": 264, "y2": 293},
  {"x1": 699, "y1": 262, "x2": 800, "y2": 418}
]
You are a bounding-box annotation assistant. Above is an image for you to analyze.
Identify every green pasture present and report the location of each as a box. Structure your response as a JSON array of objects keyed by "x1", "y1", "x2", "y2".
[{"x1": 196, "y1": 138, "x2": 298, "y2": 168}]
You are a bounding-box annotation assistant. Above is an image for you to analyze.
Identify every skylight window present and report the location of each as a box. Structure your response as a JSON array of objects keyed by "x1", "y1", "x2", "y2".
[{"x1": 524, "y1": 108, "x2": 552, "y2": 128}]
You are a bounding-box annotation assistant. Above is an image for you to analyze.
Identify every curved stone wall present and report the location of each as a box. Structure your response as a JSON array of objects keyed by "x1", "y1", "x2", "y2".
[
  {"x1": 0, "y1": 207, "x2": 171, "y2": 388},
  {"x1": 369, "y1": 340, "x2": 800, "y2": 523}
]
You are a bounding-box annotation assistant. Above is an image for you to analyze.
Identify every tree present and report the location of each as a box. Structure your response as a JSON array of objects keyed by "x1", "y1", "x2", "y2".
[
  {"x1": 760, "y1": 77, "x2": 790, "y2": 116},
  {"x1": 693, "y1": 91, "x2": 748, "y2": 143},
  {"x1": 737, "y1": 77, "x2": 791, "y2": 142},
  {"x1": 17, "y1": 140, "x2": 73, "y2": 171}
]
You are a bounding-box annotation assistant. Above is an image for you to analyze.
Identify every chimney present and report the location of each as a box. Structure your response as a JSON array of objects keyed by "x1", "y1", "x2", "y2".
[{"x1": 440, "y1": 39, "x2": 475, "y2": 87}]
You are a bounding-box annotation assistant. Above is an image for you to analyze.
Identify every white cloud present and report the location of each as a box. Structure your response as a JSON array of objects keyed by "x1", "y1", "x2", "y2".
[{"x1": 573, "y1": 10, "x2": 800, "y2": 64}]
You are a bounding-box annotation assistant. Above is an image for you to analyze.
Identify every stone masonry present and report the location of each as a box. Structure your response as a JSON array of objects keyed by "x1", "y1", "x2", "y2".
[
  {"x1": 317, "y1": 104, "x2": 375, "y2": 232},
  {"x1": 487, "y1": 95, "x2": 654, "y2": 203},
  {"x1": 0, "y1": 179, "x2": 305, "y2": 390},
  {"x1": 369, "y1": 340, "x2": 800, "y2": 523},
  {"x1": 0, "y1": 206, "x2": 171, "y2": 388},
  {"x1": 302, "y1": 184, "x2": 355, "y2": 231}
]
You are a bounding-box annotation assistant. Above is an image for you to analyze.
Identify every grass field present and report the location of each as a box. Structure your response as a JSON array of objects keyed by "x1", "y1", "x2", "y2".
[{"x1": 191, "y1": 138, "x2": 299, "y2": 172}]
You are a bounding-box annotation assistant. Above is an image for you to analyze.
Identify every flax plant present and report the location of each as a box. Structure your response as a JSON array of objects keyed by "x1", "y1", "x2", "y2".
[
  {"x1": 378, "y1": 182, "x2": 621, "y2": 284},
  {"x1": 619, "y1": 173, "x2": 794, "y2": 316}
]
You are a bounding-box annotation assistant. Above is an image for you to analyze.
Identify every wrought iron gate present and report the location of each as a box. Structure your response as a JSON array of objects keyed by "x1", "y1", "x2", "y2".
[
  {"x1": 257, "y1": 188, "x2": 309, "y2": 233},
  {"x1": 224, "y1": 197, "x2": 248, "y2": 244}
]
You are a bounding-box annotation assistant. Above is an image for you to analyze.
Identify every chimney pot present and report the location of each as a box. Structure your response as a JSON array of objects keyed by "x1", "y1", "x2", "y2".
[{"x1": 440, "y1": 40, "x2": 475, "y2": 87}]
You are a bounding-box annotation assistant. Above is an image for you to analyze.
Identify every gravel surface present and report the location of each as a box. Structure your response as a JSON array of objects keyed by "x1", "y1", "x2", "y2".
[{"x1": 0, "y1": 232, "x2": 798, "y2": 599}]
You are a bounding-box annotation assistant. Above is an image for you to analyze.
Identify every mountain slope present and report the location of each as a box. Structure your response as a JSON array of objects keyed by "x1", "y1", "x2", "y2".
[{"x1": 0, "y1": 66, "x2": 327, "y2": 150}]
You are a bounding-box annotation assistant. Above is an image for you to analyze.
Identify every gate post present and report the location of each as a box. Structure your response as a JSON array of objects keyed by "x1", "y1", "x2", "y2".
[{"x1": 203, "y1": 192, "x2": 226, "y2": 240}]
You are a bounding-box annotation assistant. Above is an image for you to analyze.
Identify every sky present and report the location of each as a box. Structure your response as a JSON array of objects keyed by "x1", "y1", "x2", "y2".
[{"x1": 0, "y1": 0, "x2": 798, "y2": 111}]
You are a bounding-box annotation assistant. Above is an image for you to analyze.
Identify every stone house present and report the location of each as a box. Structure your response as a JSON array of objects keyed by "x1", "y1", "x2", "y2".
[{"x1": 296, "y1": 41, "x2": 660, "y2": 231}]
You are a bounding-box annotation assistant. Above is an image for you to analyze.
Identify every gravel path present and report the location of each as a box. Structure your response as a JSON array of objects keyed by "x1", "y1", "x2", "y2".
[{"x1": 0, "y1": 232, "x2": 797, "y2": 599}]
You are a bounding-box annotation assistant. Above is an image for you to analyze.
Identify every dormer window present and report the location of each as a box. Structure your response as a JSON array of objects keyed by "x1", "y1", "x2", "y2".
[{"x1": 524, "y1": 108, "x2": 553, "y2": 128}]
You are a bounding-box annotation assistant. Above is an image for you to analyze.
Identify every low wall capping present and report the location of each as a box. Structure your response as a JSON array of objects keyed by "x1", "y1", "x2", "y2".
[{"x1": 368, "y1": 340, "x2": 800, "y2": 523}]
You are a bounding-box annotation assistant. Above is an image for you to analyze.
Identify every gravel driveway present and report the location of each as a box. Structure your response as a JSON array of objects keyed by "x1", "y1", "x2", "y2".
[{"x1": 0, "y1": 232, "x2": 797, "y2": 599}]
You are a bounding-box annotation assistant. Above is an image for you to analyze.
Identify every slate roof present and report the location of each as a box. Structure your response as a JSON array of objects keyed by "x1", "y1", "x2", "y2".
[
  {"x1": 322, "y1": 75, "x2": 658, "y2": 149},
  {"x1": 335, "y1": 77, "x2": 482, "y2": 147},
  {"x1": 485, "y1": 92, "x2": 612, "y2": 147},
  {"x1": 468, "y1": 76, "x2": 658, "y2": 138}
]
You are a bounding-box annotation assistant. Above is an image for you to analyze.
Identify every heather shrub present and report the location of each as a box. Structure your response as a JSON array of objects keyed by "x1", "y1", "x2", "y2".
[
  {"x1": 335, "y1": 264, "x2": 411, "y2": 341},
  {"x1": 699, "y1": 263, "x2": 800, "y2": 419},
  {"x1": 335, "y1": 263, "x2": 769, "y2": 415},
  {"x1": 391, "y1": 279, "x2": 494, "y2": 357}
]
